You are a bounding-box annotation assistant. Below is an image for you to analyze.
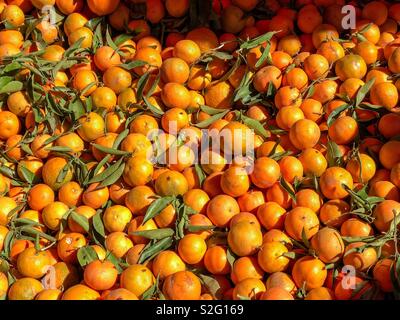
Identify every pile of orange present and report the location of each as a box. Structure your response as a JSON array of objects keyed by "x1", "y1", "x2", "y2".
[{"x1": 1, "y1": 0, "x2": 400, "y2": 301}]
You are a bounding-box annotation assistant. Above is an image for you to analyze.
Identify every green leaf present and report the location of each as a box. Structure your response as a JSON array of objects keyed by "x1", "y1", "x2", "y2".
[
  {"x1": 130, "y1": 228, "x2": 174, "y2": 240},
  {"x1": 92, "y1": 22, "x2": 104, "y2": 50},
  {"x1": 86, "y1": 17, "x2": 104, "y2": 30},
  {"x1": 241, "y1": 114, "x2": 270, "y2": 139},
  {"x1": 269, "y1": 150, "x2": 293, "y2": 161},
  {"x1": 13, "y1": 218, "x2": 44, "y2": 227},
  {"x1": 34, "y1": 233, "x2": 40, "y2": 251},
  {"x1": 233, "y1": 71, "x2": 253, "y2": 102},
  {"x1": 19, "y1": 226, "x2": 57, "y2": 242},
  {"x1": 145, "y1": 73, "x2": 160, "y2": 98},
  {"x1": 327, "y1": 103, "x2": 349, "y2": 127},
  {"x1": 194, "y1": 110, "x2": 229, "y2": 128},
  {"x1": 98, "y1": 162, "x2": 125, "y2": 188},
  {"x1": 226, "y1": 248, "x2": 236, "y2": 268},
  {"x1": 20, "y1": 143, "x2": 33, "y2": 156},
  {"x1": 358, "y1": 23, "x2": 372, "y2": 35},
  {"x1": 143, "y1": 196, "x2": 175, "y2": 224},
  {"x1": 194, "y1": 164, "x2": 206, "y2": 187},
  {"x1": 114, "y1": 34, "x2": 133, "y2": 46},
  {"x1": 279, "y1": 177, "x2": 296, "y2": 201},
  {"x1": 0, "y1": 166, "x2": 16, "y2": 180},
  {"x1": 143, "y1": 96, "x2": 164, "y2": 117},
  {"x1": 355, "y1": 78, "x2": 375, "y2": 107},
  {"x1": 45, "y1": 146, "x2": 73, "y2": 153},
  {"x1": 240, "y1": 31, "x2": 278, "y2": 50},
  {"x1": 0, "y1": 76, "x2": 13, "y2": 88},
  {"x1": 112, "y1": 129, "x2": 129, "y2": 149},
  {"x1": 141, "y1": 282, "x2": 157, "y2": 300},
  {"x1": 200, "y1": 105, "x2": 230, "y2": 115},
  {"x1": 91, "y1": 144, "x2": 131, "y2": 156},
  {"x1": 0, "y1": 81, "x2": 23, "y2": 94},
  {"x1": 80, "y1": 82, "x2": 97, "y2": 96},
  {"x1": 186, "y1": 224, "x2": 215, "y2": 232},
  {"x1": 301, "y1": 227, "x2": 311, "y2": 248},
  {"x1": 326, "y1": 140, "x2": 343, "y2": 167},
  {"x1": 136, "y1": 71, "x2": 150, "y2": 101},
  {"x1": 3, "y1": 231, "x2": 14, "y2": 259},
  {"x1": 69, "y1": 98, "x2": 85, "y2": 120},
  {"x1": 198, "y1": 273, "x2": 225, "y2": 299},
  {"x1": 87, "y1": 157, "x2": 125, "y2": 184},
  {"x1": 304, "y1": 84, "x2": 315, "y2": 99},
  {"x1": 56, "y1": 162, "x2": 71, "y2": 184},
  {"x1": 77, "y1": 246, "x2": 99, "y2": 267},
  {"x1": 3, "y1": 62, "x2": 22, "y2": 73},
  {"x1": 70, "y1": 211, "x2": 90, "y2": 232},
  {"x1": 138, "y1": 236, "x2": 174, "y2": 264},
  {"x1": 18, "y1": 165, "x2": 35, "y2": 184},
  {"x1": 119, "y1": 60, "x2": 148, "y2": 70},
  {"x1": 105, "y1": 252, "x2": 123, "y2": 273},
  {"x1": 283, "y1": 252, "x2": 297, "y2": 259},
  {"x1": 255, "y1": 42, "x2": 271, "y2": 68},
  {"x1": 105, "y1": 26, "x2": 117, "y2": 50},
  {"x1": 92, "y1": 210, "x2": 106, "y2": 237}
]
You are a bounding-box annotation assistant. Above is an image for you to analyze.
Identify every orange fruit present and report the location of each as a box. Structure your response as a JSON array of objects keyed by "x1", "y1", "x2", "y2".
[
  {"x1": 87, "y1": 0, "x2": 119, "y2": 15},
  {"x1": 84, "y1": 260, "x2": 118, "y2": 291},
  {"x1": 57, "y1": 232, "x2": 87, "y2": 264},
  {"x1": 373, "y1": 259, "x2": 394, "y2": 293},
  {"x1": 289, "y1": 119, "x2": 321, "y2": 150},
  {"x1": 320, "y1": 167, "x2": 354, "y2": 200},
  {"x1": 163, "y1": 270, "x2": 201, "y2": 300},
  {"x1": 231, "y1": 256, "x2": 264, "y2": 284},
  {"x1": 232, "y1": 278, "x2": 266, "y2": 300},
  {"x1": 82, "y1": 183, "x2": 110, "y2": 209},
  {"x1": 373, "y1": 200, "x2": 400, "y2": 233},
  {"x1": 0, "y1": 111, "x2": 21, "y2": 140},
  {"x1": 380, "y1": 140, "x2": 400, "y2": 170},
  {"x1": 305, "y1": 287, "x2": 334, "y2": 300},
  {"x1": 178, "y1": 234, "x2": 207, "y2": 265},
  {"x1": 123, "y1": 156, "x2": 154, "y2": 187},
  {"x1": 346, "y1": 153, "x2": 376, "y2": 183},
  {"x1": 127, "y1": 216, "x2": 157, "y2": 244},
  {"x1": 8, "y1": 278, "x2": 43, "y2": 300},
  {"x1": 335, "y1": 54, "x2": 367, "y2": 81},
  {"x1": 160, "y1": 57, "x2": 190, "y2": 84},
  {"x1": 61, "y1": 284, "x2": 100, "y2": 300},
  {"x1": 260, "y1": 287, "x2": 294, "y2": 300},
  {"x1": 155, "y1": 170, "x2": 188, "y2": 196},
  {"x1": 310, "y1": 227, "x2": 344, "y2": 263},
  {"x1": 105, "y1": 232, "x2": 133, "y2": 258},
  {"x1": 152, "y1": 250, "x2": 186, "y2": 280},
  {"x1": 370, "y1": 82, "x2": 399, "y2": 111},
  {"x1": 258, "y1": 241, "x2": 290, "y2": 273},
  {"x1": 340, "y1": 217, "x2": 374, "y2": 238},
  {"x1": 227, "y1": 220, "x2": 263, "y2": 256},
  {"x1": 292, "y1": 256, "x2": 327, "y2": 291},
  {"x1": 220, "y1": 165, "x2": 250, "y2": 198},
  {"x1": 17, "y1": 246, "x2": 51, "y2": 279},
  {"x1": 103, "y1": 66, "x2": 132, "y2": 94},
  {"x1": 303, "y1": 54, "x2": 329, "y2": 80},
  {"x1": 253, "y1": 65, "x2": 282, "y2": 93},
  {"x1": 343, "y1": 242, "x2": 377, "y2": 272}
]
